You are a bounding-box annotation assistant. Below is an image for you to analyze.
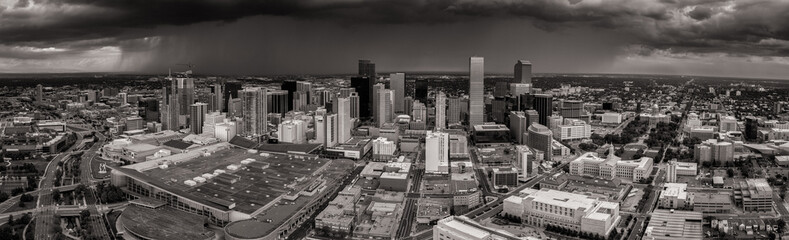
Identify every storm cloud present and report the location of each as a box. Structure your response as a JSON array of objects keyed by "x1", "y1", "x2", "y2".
[{"x1": 0, "y1": 0, "x2": 788, "y2": 76}]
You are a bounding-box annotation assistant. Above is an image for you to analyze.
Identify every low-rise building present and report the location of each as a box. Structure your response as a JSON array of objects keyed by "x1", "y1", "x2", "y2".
[
  {"x1": 658, "y1": 183, "x2": 688, "y2": 210},
  {"x1": 734, "y1": 178, "x2": 773, "y2": 212},
  {"x1": 504, "y1": 189, "x2": 620, "y2": 238}
]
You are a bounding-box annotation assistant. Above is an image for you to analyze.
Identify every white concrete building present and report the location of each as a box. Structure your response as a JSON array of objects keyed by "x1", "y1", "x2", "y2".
[
  {"x1": 372, "y1": 137, "x2": 396, "y2": 161},
  {"x1": 601, "y1": 112, "x2": 622, "y2": 124},
  {"x1": 504, "y1": 189, "x2": 620, "y2": 238},
  {"x1": 214, "y1": 122, "x2": 237, "y2": 142},
  {"x1": 555, "y1": 118, "x2": 591, "y2": 140},
  {"x1": 658, "y1": 183, "x2": 688, "y2": 210},
  {"x1": 426, "y1": 131, "x2": 449, "y2": 174},
  {"x1": 277, "y1": 119, "x2": 306, "y2": 144}
]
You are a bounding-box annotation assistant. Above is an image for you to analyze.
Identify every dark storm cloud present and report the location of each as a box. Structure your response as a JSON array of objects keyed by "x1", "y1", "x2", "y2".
[{"x1": 1, "y1": 0, "x2": 789, "y2": 58}]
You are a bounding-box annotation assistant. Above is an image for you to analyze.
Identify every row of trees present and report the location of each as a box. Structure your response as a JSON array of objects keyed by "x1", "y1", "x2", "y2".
[
  {"x1": 96, "y1": 183, "x2": 125, "y2": 204},
  {"x1": 637, "y1": 185, "x2": 655, "y2": 213},
  {"x1": 544, "y1": 224, "x2": 615, "y2": 240}
]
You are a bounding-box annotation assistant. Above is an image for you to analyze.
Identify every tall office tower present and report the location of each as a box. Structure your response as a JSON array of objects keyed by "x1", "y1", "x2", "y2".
[
  {"x1": 403, "y1": 96, "x2": 414, "y2": 118},
  {"x1": 208, "y1": 83, "x2": 224, "y2": 112},
  {"x1": 296, "y1": 81, "x2": 312, "y2": 103},
  {"x1": 745, "y1": 116, "x2": 758, "y2": 140},
  {"x1": 36, "y1": 84, "x2": 43, "y2": 104},
  {"x1": 376, "y1": 89, "x2": 394, "y2": 127},
  {"x1": 349, "y1": 92, "x2": 360, "y2": 118},
  {"x1": 533, "y1": 94, "x2": 553, "y2": 128},
  {"x1": 278, "y1": 119, "x2": 306, "y2": 144},
  {"x1": 337, "y1": 97, "x2": 352, "y2": 143},
  {"x1": 240, "y1": 87, "x2": 268, "y2": 136},
  {"x1": 190, "y1": 103, "x2": 208, "y2": 134},
  {"x1": 775, "y1": 102, "x2": 783, "y2": 114},
  {"x1": 314, "y1": 114, "x2": 338, "y2": 147},
  {"x1": 524, "y1": 110, "x2": 539, "y2": 128},
  {"x1": 435, "y1": 92, "x2": 447, "y2": 130},
  {"x1": 491, "y1": 98, "x2": 507, "y2": 123},
  {"x1": 415, "y1": 79, "x2": 429, "y2": 103},
  {"x1": 469, "y1": 57, "x2": 485, "y2": 126},
  {"x1": 447, "y1": 97, "x2": 468, "y2": 124},
  {"x1": 281, "y1": 80, "x2": 297, "y2": 111},
  {"x1": 561, "y1": 100, "x2": 583, "y2": 119},
  {"x1": 175, "y1": 78, "x2": 195, "y2": 114},
  {"x1": 293, "y1": 91, "x2": 309, "y2": 112},
  {"x1": 390, "y1": 73, "x2": 406, "y2": 113},
  {"x1": 161, "y1": 84, "x2": 181, "y2": 131},
  {"x1": 516, "y1": 145, "x2": 536, "y2": 178},
  {"x1": 118, "y1": 92, "x2": 128, "y2": 105},
  {"x1": 358, "y1": 59, "x2": 376, "y2": 78},
  {"x1": 510, "y1": 111, "x2": 528, "y2": 144},
  {"x1": 339, "y1": 88, "x2": 355, "y2": 98},
  {"x1": 267, "y1": 89, "x2": 288, "y2": 115},
  {"x1": 351, "y1": 76, "x2": 373, "y2": 118},
  {"x1": 527, "y1": 123, "x2": 553, "y2": 161},
  {"x1": 373, "y1": 83, "x2": 386, "y2": 123},
  {"x1": 412, "y1": 101, "x2": 427, "y2": 122},
  {"x1": 316, "y1": 89, "x2": 332, "y2": 107},
  {"x1": 224, "y1": 81, "x2": 242, "y2": 111},
  {"x1": 425, "y1": 131, "x2": 449, "y2": 174},
  {"x1": 514, "y1": 60, "x2": 532, "y2": 84},
  {"x1": 102, "y1": 87, "x2": 118, "y2": 97},
  {"x1": 667, "y1": 160, "x2": 678, "y2": 183},
  {"x1": 141, "y1": 98, "x2": 160, "y2": 122}
]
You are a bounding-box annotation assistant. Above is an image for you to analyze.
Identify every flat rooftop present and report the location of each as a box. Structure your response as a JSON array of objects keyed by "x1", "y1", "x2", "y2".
[
  {"x1": 141, "y1": 147, "x2": 330, "y2": 214},
  {"x1": 121, "y1": 204, "x2": 214, "y2": 240}
]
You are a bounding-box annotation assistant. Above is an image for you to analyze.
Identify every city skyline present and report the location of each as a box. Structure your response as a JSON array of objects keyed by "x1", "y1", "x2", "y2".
[{"x1": 0, "y1": 0, "x2": 788, "y2": 80}]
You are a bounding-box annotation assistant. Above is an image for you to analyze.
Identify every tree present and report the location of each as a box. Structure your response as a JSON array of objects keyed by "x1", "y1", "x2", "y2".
[
  {"x1": 727, "y1": 169, "x2": 734, "y2": 178},
  {"x1": 79, "y1": 210, "x2": 90, "y2": 223},
  {"x1": 52, "y1": 189, "x2": 61, "y2": 203}
]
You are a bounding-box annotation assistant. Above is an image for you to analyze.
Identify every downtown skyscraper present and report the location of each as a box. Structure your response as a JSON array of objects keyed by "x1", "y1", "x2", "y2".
[
  {"x1": 358, "y1": 59, "x2": 376, "y2": 78},
  {"x1": 435, "y1": 91, "x2": 446, "y2": 130},
  {"x1": 161, "y1": 73, "x2": 195, "y2": 131},
  {"x1": 240, "y1": 87, "x2": 268, "y2": 137},
  {"x1": 208, "y1": 83, "x2": 224, "y2": 112},
  {"x1": 390, "y1": 73, "x2": 405, "y2": 114},
  {"x1": 469, "y1": 57, "x2": 485, "y2": 126},
  {"x1": 514, "y1": 60, "x2": 532, "y2": 84},
  {"x1": 190, "y1": 102, "x2": 208, "y2": 134},
  {"x1": 376, "y1": 88, "x2": 394, "y2": 127}
]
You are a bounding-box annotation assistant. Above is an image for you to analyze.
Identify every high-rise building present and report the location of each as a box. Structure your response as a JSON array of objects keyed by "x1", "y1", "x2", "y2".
[
  {"x1": 667, "y1": 160, "x2": 678, "y2": 183},
  {"x1": 339, "y1": 87, "x2": 355, "y2": 98},
  {"x1": 201, "y1": 112, "x2": 227, "y2": 136},
  {"x1": 517, "y1": 145, "x2": 536, "y2": 178},
  {"x1": 447, "y1": 97, "x2": 468, "y2": 125},
  {"x1": 278, "y1": 119, "x2": 306, "y2": 144},
  {"x1": 315, "y1": 113, "x2": 338, "y2": 147},
  {"x1": 561, "y1": 100, "x2": 584, "y2": 119},
  {"x1": 358, "y1": 59, "x2": 376, "y2": 78},
  {"x1": 514, "y1": 60, "x2": 532, "y2": 84},
  {"x1": 281, "y1": 80, "x2": 297, "y2": 111},
  {"x1": 118, "y1": 92, "x2": 128, "y2": 106},
  {"x1": 415, "y1": 79, "x2": 429, "y2": 103},
  {"x1": 412, "y1": 101, "x2": 427, "y2": 122},
  {"x1": 390, "y1": 73, "x2": 405, "y2": 113},
  {"x1": 745, "y1": 116, "x2": 758, "y2": 140},
  {"x1": 426, "y1": 131, "x2": 449, "y2": 174},
  {"x1": 469, "y1": 57, "x2": 485, "y2": 126},
  {"x1": 208, "y1": 83, "x2": 224, "y2": 112},
  {"x1": 175, "y1": 77, "x2": 195, "y2": 114},
  {"x1": 35, "y1": 84, "x2": 43, "y2": 104},
  {"x1": 161, "y1": 84, "x2": 180, "y2": 131},
  {"x1": 349, "y1": 92, "x2": 360, "y2": 119},
  {"x1": 190, "y1": 102, "x2": 208, "y2": 134},
  {"x1": 376, "y1": 89, "x2": 394, "y2": 127},
  {"x1": 403, "y1": 96, "x2": 414, "y2": 118},
  {"x1": 141, "y1": 98, "x2": 160, "y2": 122},
  {"x1": 351, "y1": 76, "x2": 373, "y2": 118},
  {"x1": 373, "y1": 83, "x2": 386, "y2": 124},
  {"x1": 240, "y1": 87, "x2": 268, "y2": 137},
  {"x1": 510, "y1": 111, "x2": 528, "y2": 144},
  {"x1": 267, "y1": 89, "x2": 288, "y2": 115},
  {"x1": 223, "y1": 81, "x2": 242, "y2": 112},
  {"x1": 533, "y1": 94, "x2": 553, "y2": 128},
  {"x1": 435, "y1": 92, "x2": 447, "y2": 130},
  {"x1": 336, "y1": 97, "x2": 352, "y2": 143},
  {"x1": 527, "y1": 123, "x2": 552, "y2": 161}
]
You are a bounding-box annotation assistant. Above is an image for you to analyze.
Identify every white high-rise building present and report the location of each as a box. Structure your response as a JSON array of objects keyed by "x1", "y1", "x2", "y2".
[
  {"x1": 412, "y1": 101, "x2": 427, "y2": 122},
  {"x1": 214, "y1": 122, "x2": 237, "y2": 142},
  {"x1": 336, "y1": 97, "x2": 352, "y2": 144},
  {"x1": 376, "y1": 89, "x2": 394, "y2": 127},
  {"x1": 278, "y1": 119, "x2": 306, "y2": 144},
  {"x1": 517, "y1": 145, "x2": 537, "y2": 179},
  {"x1": 435, "y1": 91, "x2": 446, "y2": 130},
  {"x1": 667, "y1": 160, "x2": 678, "y2": 183},
  {"x1": 373, "y1": 83, "x2": 385, "y2": 124},
  {"x1": 555, "y1": 118, "x2": 592, "y2": 140},
  {"x1": 390, "y1": 73, "x2": 405, "y2": 114},
  {"x1": 240, "y1": 87, "x2": 268, "y2": 136},
  {"x1": 202, "y1": 112, "x2": 227, "y2": 137},
  {"x1": 469, "y1": 57, "x2": 484, "y2": 126},
  {"x1": 118, "y1": 92, "x2": 128, "y2": 106},
  {"x1": 315, "y1": 115, "x2": 325, "y2": 146},
  {"x1": 372, "y1": 137, "x2": 397, "y2": 161},
  {"x1": 426, "y1": 131, "x2": 449, "y2": 174}
]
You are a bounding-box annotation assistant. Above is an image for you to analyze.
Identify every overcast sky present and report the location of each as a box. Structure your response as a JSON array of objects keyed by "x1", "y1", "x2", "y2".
[{"x1": 1, "y1": 0, "x2": 788, "y2": 79}]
